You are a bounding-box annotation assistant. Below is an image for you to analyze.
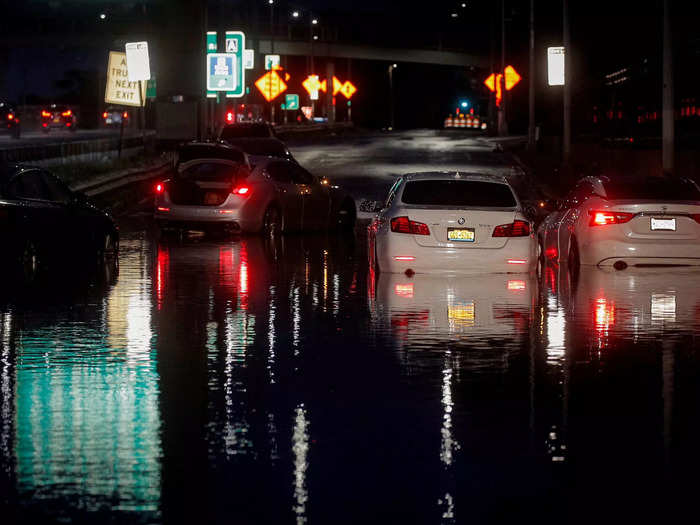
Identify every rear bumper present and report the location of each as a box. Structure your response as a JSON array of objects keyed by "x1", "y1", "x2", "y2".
[
  {"x1": 376, "y1": 235, "x2": 536, "y2": 274},
  {"x1": 155, "y1": 205, "x2": 260, "y2": 232},
  {"x1": 582, "y1": 238, "x2": 700, "y2": 266}
]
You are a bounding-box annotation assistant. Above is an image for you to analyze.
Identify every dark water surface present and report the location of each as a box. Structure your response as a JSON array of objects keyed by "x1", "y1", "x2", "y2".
[{"x1": 2, "y1": 229, "x2": 700, "y2": 524}]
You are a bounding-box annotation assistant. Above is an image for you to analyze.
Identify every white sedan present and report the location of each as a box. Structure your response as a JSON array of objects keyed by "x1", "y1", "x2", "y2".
[
  {"x1": 368, "y1": 172, "x2": 536, "y2": 274},
  {"x1": 537, "y1": 175, "x2": 700, "y2": 270}
]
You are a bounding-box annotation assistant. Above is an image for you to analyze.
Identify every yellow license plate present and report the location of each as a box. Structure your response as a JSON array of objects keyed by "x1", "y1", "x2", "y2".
[
  {"x1": 447, "y1": 228, "x2": 475, "y2": 242},
  {"x1": 448, "y1": 302, "x2": 475, "y2": 325}
]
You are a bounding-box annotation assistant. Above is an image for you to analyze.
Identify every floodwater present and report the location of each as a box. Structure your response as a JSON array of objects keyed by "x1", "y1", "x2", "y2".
[{"x1": 2, "y1": 229, "x2": 700, "y2": 524}]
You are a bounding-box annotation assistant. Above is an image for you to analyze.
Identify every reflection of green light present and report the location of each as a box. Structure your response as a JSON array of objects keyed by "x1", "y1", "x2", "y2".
[{"x1": 14, "y1": 322, "x2": 161, "y2": 514}]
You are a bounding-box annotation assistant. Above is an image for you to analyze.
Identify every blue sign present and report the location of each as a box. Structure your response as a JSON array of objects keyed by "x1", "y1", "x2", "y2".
[{"x1": 207, "y1": 54, "x2": 237, "y2": 91}]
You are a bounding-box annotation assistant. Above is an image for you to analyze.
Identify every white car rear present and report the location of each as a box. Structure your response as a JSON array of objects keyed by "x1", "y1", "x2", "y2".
[
  {"x1": 368, "y1": 172, "x2": 536, "y2": 274},
  {"x1": 538, "y1": 175, "x2": 700, "y2": 269}
]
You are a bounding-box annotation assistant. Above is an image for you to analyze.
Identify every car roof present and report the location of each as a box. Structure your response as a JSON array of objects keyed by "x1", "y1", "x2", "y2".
[
  {"x1": 401, "y1": 171, "x2": 510, "y2": 185},
  {"x1": 176, "y1": 141, "x2": 249, "y2": 165}
]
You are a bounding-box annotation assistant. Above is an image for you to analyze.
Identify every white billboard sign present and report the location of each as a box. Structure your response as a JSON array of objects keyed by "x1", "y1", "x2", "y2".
[
  {"x1": 547, "y1": 46, "x2": 565, "y2": 86},
  {"x1": 125, "y1": 41, "x2": 151, "y2": 82},
  {"x1": 105, "y1": 51, "x2": 146, "y2": 107}
]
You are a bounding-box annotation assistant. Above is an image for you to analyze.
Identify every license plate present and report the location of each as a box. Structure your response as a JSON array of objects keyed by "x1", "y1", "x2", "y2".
[
  {"x1": 447, "y1": 228, "x2": 475, "y2": 242},
  {"x1": 650, "y1": 217, "x2": 676, "y2": 231},
  {"x1": 448, "y1": 302, "x2": 475, "y2": 326},
  {"x1": 53, "y1": 117, "x2": 60, "y2": 123},
  {"x1": 204, "y1": 192, "x2": 222, "y2": 205}
]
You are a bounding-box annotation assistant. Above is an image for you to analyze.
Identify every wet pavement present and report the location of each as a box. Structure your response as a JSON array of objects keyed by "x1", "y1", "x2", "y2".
[{"x1": 2, "y1": 131, "x2": 700, "y2": 524}]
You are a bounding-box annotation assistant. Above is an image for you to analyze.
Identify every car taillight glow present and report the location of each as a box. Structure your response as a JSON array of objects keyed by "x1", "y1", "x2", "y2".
[
  {"x1": 492, "y1": 220, "x2": 530, "y2": 237},
  {"x1": 103, "y1": 112, "x2": 108, "y2": 118},
  {"x1": 390, "y1": 216, "x2": 430, "y2": 235},
  {"x1": 232, "y1": 186, "x2": 250, "y2": 196},
  {"x1": 41, "y1": 111, "x2": 51, "y2": 117},
  {"x1": 589, "y1": 210, "x2": 635, "y2": 226},
  {"x1": 65, "y1": 122, "x2": 71, "y2": 127},
  {"x1": 394, "y1": 256, "x2": 416, "y2": 261},
  {"x1": 62, "y1": 110, "x2": 72, "y2": 117},
  {"x1": 226, "y1": 112, "x2": 234, "y2": 122},
  {"x1": 157, "y1": 206, "x2": 170, "y2": 212},
  {"x1": 123, "y1": 112, "x2": 128, "y2": 119},
  {"x1": 7, "y1": 114, "x2": 13, "y2": 120},
  {"x1": 155, "y1": 183, "x2": 164, "y2": 194},
  {"x1": 507, "y1": 259, "x2": 527, "y2": 265}
]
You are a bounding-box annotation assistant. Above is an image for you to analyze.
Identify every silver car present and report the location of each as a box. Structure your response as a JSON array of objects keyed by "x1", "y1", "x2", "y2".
[{"x1": 154, "y1": 156, "x2": 356, "y2": 235}]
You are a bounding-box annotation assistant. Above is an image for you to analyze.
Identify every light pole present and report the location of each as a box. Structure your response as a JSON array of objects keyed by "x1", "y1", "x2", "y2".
[
  {"x1": 268, "y1": 0, "x2": 275, "y2": 124},
  {"x1": 388, "y1": 63, "x2": 397, "y2": 130}
]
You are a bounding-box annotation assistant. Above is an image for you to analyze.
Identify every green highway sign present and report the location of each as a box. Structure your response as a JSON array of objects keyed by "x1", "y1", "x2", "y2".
[
  {"x1": 225, "y1": 31, "x2": 245, "y2": 98},
  {"x1": 285, "y1": 94, "x2": 299, "y2": 110},
  {"x1": 146, "y1": 77, "x2": 156, "y2": 99},
  {"x1": 206, "y1": 32, "x2": 217, "y2": 99}
]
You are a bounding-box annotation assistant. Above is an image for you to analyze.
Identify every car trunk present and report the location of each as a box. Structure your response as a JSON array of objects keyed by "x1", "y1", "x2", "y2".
[
  {"x1": 605, "y1": 201, "x2": 700, "y2": 242},
  {"x1": 169, "y1": 179, "x2": 232, "y2": 206},
  {"x1": 399, "y1": 206, "x2": 517, "y2": 249}
]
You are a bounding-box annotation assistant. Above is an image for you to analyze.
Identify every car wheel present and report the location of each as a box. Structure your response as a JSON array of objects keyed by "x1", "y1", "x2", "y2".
[
  {"x1": 21, "y1": 241, "x2": 39, "y2": 280},
  {"x1": 336, "y1": 199, "x2": 356, "y2": 231},
  {"x1": 262, "y1": 206, "x2": 282, "y2": 237}
]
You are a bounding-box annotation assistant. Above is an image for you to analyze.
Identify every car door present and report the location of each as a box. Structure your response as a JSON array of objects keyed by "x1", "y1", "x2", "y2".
[
  {"x1": 557, "y1": 181, "x2": 594, "y2": 259},
  {"x1": 265, "y1": 161, "x2": 303, "y2": 231},
  {"x1": 6, "y1": 169, "x2": 64, "y2": 255},
  {"x1": 291, "y1": 165, "x2": 330, "y2": 231}
]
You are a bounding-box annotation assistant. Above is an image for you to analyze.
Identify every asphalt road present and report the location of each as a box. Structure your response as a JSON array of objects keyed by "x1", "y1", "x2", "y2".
[
  {"x1": 1, "y1": 130, "x2": 699, "y2": 524},
  {"x1": 0, "y1": 128, "x2": 139, "y2": 148}
]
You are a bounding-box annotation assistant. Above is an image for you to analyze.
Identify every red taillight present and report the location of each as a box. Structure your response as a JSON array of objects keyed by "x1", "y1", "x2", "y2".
[
  {"x1": 492, "y1": 220, "x2": 531, "y2": 237},
  {"x1": 103, "y1": 112, "x2": 108, "y2": 118},
  {"x1": 589, "y1": 210, "x2": 634, "y2": 226},
  {"x1": 691, "y1": 214, "x2": 700, "y2": 224},
  {"x1": 123, "y1": 112, "x2": 128, "y2": 119},
  {"x1": 155, "y1": 183, "x2": 164, "y2": 194},
  {"x1": 7, "y1": 114, "x2": 13, "y2": 120},
  {"x1": 157, "y1": 206, "x2": 170, "y2": 212},
  {"x1": 390, "y1": 216, "x2": 430, "y2": 235},
  {"x1": 41, "y1": 110, "x2": 51, "y2": 117},
  {"x1": 65, "y1": 122, "x2": 71, "y2": 127},
  {"x1": 226, "y1": 111, "x2": 234, "y2": 122},
  {"x1": 62, "y1": 110, "x2": 72, "y2": 117},
  {"x1": 232, "y1": 186, "x2": 250, "y2": 196}
]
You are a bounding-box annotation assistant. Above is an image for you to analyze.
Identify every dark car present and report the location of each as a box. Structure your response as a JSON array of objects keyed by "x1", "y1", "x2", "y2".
[
  {"x1": 102, "y1": 107, "x2": 130, "y2": 128},
  {"x1": 0, "y1": 163, "x2": 118, "y2": 275},
  {"x1": 41, "y1": 104, "x2": 77, "y2": 132},
  {"x1": 219, "y1": 122, "x2": 277, "y2": 141},
  {"x1": 0, "y1": 101, "x2": 20, "y2": 139},
  {"x1": 220, "y1": 137, "x2": 295, "y2": 163}
]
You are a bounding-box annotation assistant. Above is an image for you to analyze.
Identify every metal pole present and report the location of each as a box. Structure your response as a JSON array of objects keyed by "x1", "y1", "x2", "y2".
[
  {"x1": 497, "y1": 0, "x2": 507, "y2": 136},
  {"x1": 528, "y1": 0, "x2": 536, "y2": 150},
  {"x1": 563, "y1": 0, "x2": 571, "y2": 164},
  {"x1": 389, "y1": 65, "x2": 395, "y2": 130},
  {"x1": 270, "y1": 4, "x2": 274, "y2": 124},
  {"x1": 662, "y1": 0, "x2": 674, "y2": 176}
]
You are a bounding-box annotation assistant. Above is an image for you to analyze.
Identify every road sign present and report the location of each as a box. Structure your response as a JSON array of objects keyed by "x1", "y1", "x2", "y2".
[
  {"x1": 125, "y1": 41, "x2": 150, "y2": 82},
  {"x1": 244, "y1": 49, "x2": 254, "y2": 69},
  {"x1": 504, "y1": 65, "x2": 521, "y2": 90},
  {"x1": 285, "y1": 94, "x2": 299, "y2": 110},
  {"x1": 339, "y1": 80, "x2": 357, "y2": 99},
  {"x1": 255, "y1": 70, "x2": 287, "y2": 101},
  {"x1": 301, "y1": 106, "x2": 313, "y2": 120},
  {"x1": 207, "y1": 54, "x2": 237, "y2": 91},
  {"x1": 265, "y1": 54, "x2": 280, "y2": 70},
  {"x1": 484, "y1": 65, "x2": 521, "y2": 107},
  {"x1": 146, "y1": 77, "x2": 156, "y2": 99},
  {"x1": 547, "y1": 47, "x2": 565, "y2": 86},
  {"x1": 206, "y1": 32, "x2": 218, "y2": 99},
  {"x1": 224, "y1": 31, "x2": 245, "y2": 98},
  {"x1": 105, "y1": 51, "x2": 146, "y2": 107},
  {"x1": 302, "y1": 75, "x2": 327, "y2": 100}
]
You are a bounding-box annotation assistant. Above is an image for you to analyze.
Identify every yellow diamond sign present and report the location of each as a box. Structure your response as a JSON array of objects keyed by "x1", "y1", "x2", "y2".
[{"x1": 255, "y1": 70, "x2": 287, "y2": 102}]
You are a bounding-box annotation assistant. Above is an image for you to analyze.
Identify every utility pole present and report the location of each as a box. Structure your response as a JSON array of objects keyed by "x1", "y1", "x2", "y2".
[
  {"x1": 528, "y1": 0, "x2": 535, "y2": 150},
  {"x1": 269, "y1": 1, "x2": 275, "y2": 124},
  {"x1": 662, "y1": 0, "x2": 674, "y2": 176},
  {"x1": 497, "y1": 0, "x2": 507, "y2": 136},
  {"x1": 388, "y1": 64, "x2": 396, "y2": 130},
  {"x1": 562, "y1": 0, "x2": 571, "y2": 165}
]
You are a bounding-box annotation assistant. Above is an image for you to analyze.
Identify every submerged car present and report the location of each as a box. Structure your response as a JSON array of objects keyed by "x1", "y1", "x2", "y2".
[
  {"x1": 0, "y1": 101, "x2": 20, "y2": 138},
  {"x1": 538, "y1": 175, "x2": 700, "y2": 270},
  {"x1": 368, "y1": 172, "x2": 536, "y2": 274},
  {"x1": 220, "y1": 137, "x2": 295, "y2": 163},
  {"x1": 154, "y1": 154, "x2": 355, "y2": 235},
  {"x1": 0, "y1": 163, "x2": 118, "y2": 274},
  {"x1": 102, "y1": 107, "x2": 130, "y2": 127}
]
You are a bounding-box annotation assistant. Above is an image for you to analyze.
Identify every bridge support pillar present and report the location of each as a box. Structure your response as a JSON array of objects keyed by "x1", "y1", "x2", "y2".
[{"x1": 326, "y1": 61, "x2": 335, "y2": 125}]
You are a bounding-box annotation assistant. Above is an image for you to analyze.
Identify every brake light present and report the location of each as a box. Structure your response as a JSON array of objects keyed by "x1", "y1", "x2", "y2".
[
  {"x1": 155, "y1": 183, "x2": 164, "y2": 194},
  {"x1": 41, "y1": 110, "x2": 51, "y2": 117},
  {"x1": 157, "y1": 207, "x2": 170, "y2": 212},
  {"x1": 62, "y1": 110, "x2": 72, "y2": 117},
  {"x1": 123, "y1": 112, "x2": 128, "y2": 119},
  {"x1": 589, "y1": 210, "x2": 634, "y2": 226},
  {"x1": 103, "y1": 112, "x2": 108, "y2": 118},
  {"x1": 65, "y1": 122, "x2": 71, "y2": 127},
  {"x1": 232, "y1": 186, "x2": 250, "y2": 196},
  {"x1": 492, "y1": 220, "x2": 531, "y2": 237},
  {"x1": 7, "y1": 114, "x2": 13, "y2": 120},
  {"x1": 390, "y1": 216, "x2": 430, "y2": 235},
  {"x1": 226, "y1": 111, "x2": 234, "y2": 122}
]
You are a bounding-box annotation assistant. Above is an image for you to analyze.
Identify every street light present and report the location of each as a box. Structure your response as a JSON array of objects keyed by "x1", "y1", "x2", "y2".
[
  {"x1": 99, "y1": 13, "x2": 106, "y2": 20},
  {"x1": 292, "y1": 10, "x2": 300, "y2": 18},
  {"x1": 388, "y1": 63, "x2": 398, "y2": 130},
  {"x1": 312, "y1": 18, "x2": 318, "y2": 25}
]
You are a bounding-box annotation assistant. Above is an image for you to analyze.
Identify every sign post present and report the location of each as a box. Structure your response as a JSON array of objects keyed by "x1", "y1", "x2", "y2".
[
  {"x1": 125, "y1": 41, "x2": 151, "y2": 143},
  {"x1": 224, "y1": 31, "x2": 246, "y2": 99}
]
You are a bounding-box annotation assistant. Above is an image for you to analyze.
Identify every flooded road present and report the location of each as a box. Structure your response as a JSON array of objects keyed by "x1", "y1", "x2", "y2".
[{"x1": 2, "y1": 227, "x2": 700, "y2": 524}]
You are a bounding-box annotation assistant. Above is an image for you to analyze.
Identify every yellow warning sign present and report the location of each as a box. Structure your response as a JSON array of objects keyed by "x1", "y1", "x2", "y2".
[{"x1": 105, "y1": 51, "x2": 146, "y2": 107}]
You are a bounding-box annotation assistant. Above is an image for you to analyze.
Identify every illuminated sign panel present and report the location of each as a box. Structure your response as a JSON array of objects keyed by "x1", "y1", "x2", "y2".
[
  {"x1": 484, "y1": 65, "x2": 520, "y2": 107},
  {"x1": 105, "y1": 51, "x2": 146, "y2": 107},
  {"x1": 547, "y1": 46, "x2": 565, "y2": 86},
  {"x1": 255, "y1": 70, "x2": 287, "y2": 102}
]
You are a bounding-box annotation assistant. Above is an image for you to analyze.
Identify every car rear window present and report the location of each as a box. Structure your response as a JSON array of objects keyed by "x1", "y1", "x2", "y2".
[
  {"x1": 179, "y1": 162, "x2": 247, "y2": 183},
  {"x1": 603, "y1": 178, "x2": 700, "y2": 201},
  {"x1": 220, "y1": 124, "x2": 271, "y2": 140},
  {"x1": 177, "y1": 145, "x2": 245, "y2": 164},
  {"x1": 401, "y1": 180, "x2": 517, "y2": 207}
]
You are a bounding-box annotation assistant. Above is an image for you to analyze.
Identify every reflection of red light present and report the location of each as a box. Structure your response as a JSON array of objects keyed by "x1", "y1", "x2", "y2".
[
  {"x1": 156, "y1": 246, "x2": 170, "y2": 309},
  {"x1": 394, "y1": 256, "x2": 415, "y2": 261},
  {"x1": 391, "y1": 311, "x2": 429, "y2": 328},
  {"x1": 394, "y1": 283, "x2": 414, "y2": 298},
  {"x1": 594, "y1": 297, "x2": 615, "y2": 333},
  {"x1": 507, "y1": 259, "x2": 527, "y2": 265},
  {"x1": 157, "y1": 206, "x2": 170, "y2": 212},
  {"x1": 507, "y1": 280, "x2": 526, "y2": 291},
  {"x1": 239, "y1": 242, "x2": 249, "y2": 310},
  {"x1": 219, "y1": 247, "x2": 235, "y2": 289},
  {"x1": 545, "y1": 247, "x2": 558, "y2": 259}
]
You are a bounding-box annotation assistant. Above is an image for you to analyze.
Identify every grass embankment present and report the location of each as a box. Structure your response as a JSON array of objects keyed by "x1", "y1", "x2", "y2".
[{"x1": 52, "y1": 151, "x2": 171, "y2": 187}]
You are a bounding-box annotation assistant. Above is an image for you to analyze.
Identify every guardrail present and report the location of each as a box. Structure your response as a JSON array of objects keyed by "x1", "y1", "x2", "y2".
[
  {"x1": 0, "y1": 132, "x2": 155, "y2": 166},
  {"x1": 72, "y1": 160, "x2": 172, "y2": 197}
]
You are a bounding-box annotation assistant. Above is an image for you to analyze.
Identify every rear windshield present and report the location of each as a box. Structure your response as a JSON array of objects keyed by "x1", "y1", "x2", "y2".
[
  {"x1": 227, "y1": 139, "x2": 287, "y2": 157},
  {"x1": 177, "y1": 145, "x2": 245, "y2": 164},
  {"x1": 178, "y1": 162, "x2": 248, "y2": 183},
  {"x1": 401, "y1": 180, "x2": 517, "y2": 207},
  {"x1": 603, "y1": 178, "x2": 700, "y2": 201},
  {"x1": 221, "y1": 124, "x2": 271, "y2": 140}
]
